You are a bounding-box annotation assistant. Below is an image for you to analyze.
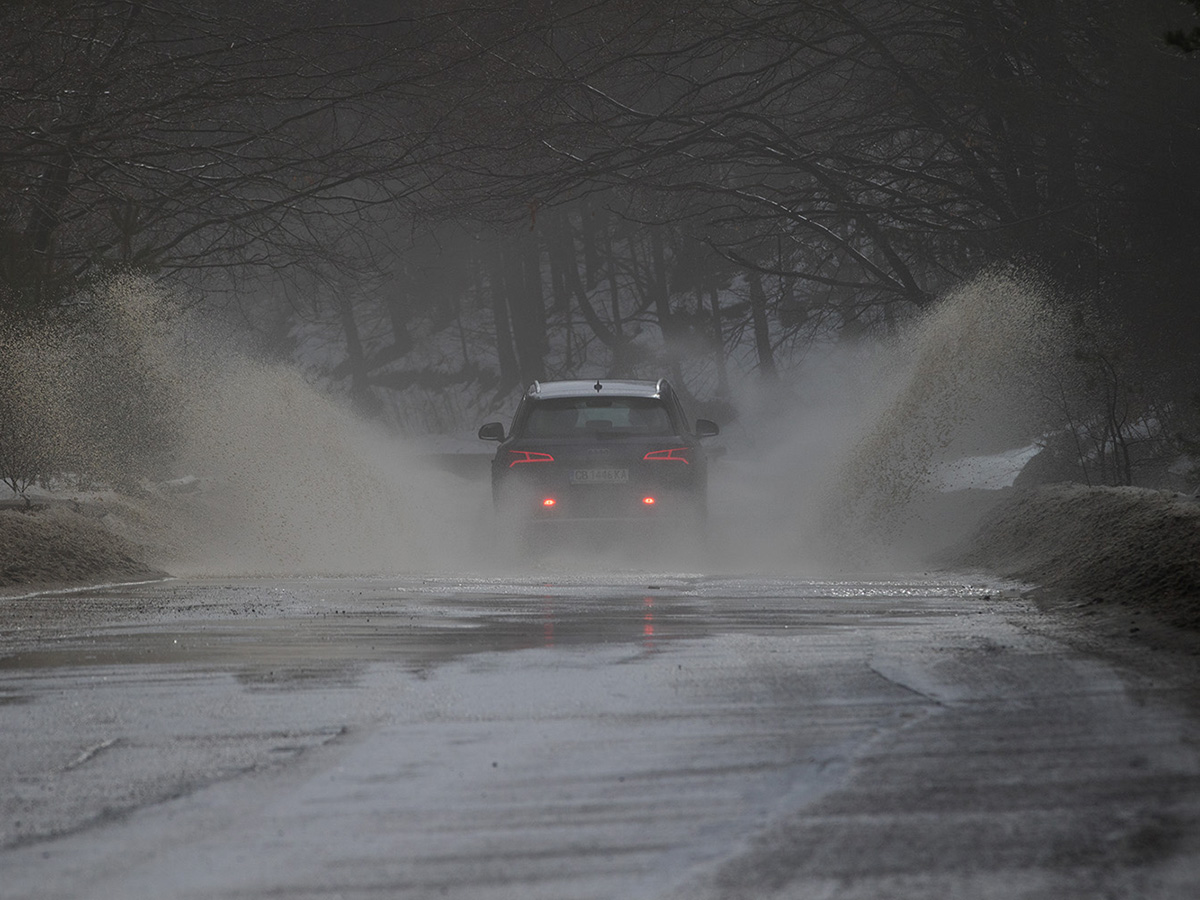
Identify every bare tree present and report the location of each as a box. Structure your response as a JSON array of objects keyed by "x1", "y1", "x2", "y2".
[{"x1": 0, "y1": 1, "x2": 468, "y2": 316}]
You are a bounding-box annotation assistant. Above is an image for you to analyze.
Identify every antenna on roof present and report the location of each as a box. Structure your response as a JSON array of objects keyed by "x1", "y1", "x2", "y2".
[{"x1": 594, "y1": 379, "x2": 603, "y2": 393}]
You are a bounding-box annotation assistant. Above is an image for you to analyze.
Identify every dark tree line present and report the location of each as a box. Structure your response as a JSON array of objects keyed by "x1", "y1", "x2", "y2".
[
  {"x1": 503, "y1": 1, "x2": 1199, "y2": 349},
  {"x1": 2, "y1": 0, "x2": 1198, "y2": 485},
  {"x1": 0, "y1": 0, "x2": 483, "y2": 314}
]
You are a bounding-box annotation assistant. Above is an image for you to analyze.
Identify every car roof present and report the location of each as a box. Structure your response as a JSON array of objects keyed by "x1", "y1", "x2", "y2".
[{"x1": 526, "y1": 379, "x2": 668, "y2": 400}]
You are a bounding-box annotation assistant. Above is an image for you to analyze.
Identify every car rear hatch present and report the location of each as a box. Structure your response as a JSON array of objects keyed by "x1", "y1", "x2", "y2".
[{"x1": 505, "y1": 435, "x2": 699, "y2": 519}]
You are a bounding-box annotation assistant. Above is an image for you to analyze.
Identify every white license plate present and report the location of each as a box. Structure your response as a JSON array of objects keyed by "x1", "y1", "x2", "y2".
[{"x1": 570, "y1": 468, "x2": 629, "y2": 484}]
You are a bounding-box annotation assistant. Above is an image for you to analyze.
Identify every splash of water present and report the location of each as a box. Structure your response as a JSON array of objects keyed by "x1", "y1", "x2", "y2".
[
  {"x1": 824, "y1": 269, "x2": 1070, "y2": 562},
  {"x1": 3, "y1": 270, "x2": 1077, "y2": 579},
  {"x1": 3, "y1": 275, "x2": 478, "y2": 576},
  {"x1": 692, "y1": 270, "x2": 1074, "y2": 574}
]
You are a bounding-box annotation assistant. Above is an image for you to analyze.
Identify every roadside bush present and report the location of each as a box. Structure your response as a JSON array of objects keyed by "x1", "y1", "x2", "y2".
[{"x1": 1038, "y1": 314, "x2": 1200, "y2": 491}]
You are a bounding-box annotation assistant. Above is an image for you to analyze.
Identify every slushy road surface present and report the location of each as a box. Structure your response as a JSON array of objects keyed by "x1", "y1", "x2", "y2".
[{"x1": 2, "y1": 573, "x2": 1198, "y2": 898}]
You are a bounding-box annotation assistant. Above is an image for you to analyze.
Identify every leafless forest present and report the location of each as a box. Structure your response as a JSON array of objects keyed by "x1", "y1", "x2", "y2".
[{"x1": 2, "y1": 0, "x2": 1198, "y2": 495}]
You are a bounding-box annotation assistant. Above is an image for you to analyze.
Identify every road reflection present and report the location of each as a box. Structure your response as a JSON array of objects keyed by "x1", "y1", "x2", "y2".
[
  {"x1": 0, "y1": 585, "x2": 702, "y2": 685},
  {"x1": 643, "y1": 596, "x2": 656, "y2": 651}
]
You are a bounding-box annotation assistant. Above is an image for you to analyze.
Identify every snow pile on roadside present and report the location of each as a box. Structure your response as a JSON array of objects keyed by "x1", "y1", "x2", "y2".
[
  {"x1": 0, "y1": 502, "x2": 165, "y2": 590},
  {"x1": 951, "y1": 484, "x2": 1200, "y2": 630}
]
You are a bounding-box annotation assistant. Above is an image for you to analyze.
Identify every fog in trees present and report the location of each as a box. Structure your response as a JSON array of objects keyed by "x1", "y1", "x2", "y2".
[{"x1": 2, "y1": 0, "x2": 1198, "y2": 509}]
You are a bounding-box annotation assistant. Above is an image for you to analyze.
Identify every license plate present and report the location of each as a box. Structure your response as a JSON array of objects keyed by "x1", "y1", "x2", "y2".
[{"x1": 570, "y1": 468, "x2": 629, "y2": 484}]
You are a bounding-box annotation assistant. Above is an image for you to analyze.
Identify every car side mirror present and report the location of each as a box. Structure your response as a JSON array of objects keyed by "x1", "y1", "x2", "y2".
[
  {"x1": 477, "y1": 422, "x2": 506, "y2": 442},
  {"x1": 696, "y1": 418, "x2": 719, "y2": 438}
]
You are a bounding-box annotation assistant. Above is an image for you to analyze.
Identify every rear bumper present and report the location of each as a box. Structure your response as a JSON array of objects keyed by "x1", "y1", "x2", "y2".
[{"x1": 497, "y1": 485, "x2": 703, "y2": 521}]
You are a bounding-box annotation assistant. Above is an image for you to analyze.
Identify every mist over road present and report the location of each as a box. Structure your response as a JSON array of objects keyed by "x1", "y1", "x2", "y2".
[{"x1": 2, "y1": 573, "x2": 1198, "y2": 899}]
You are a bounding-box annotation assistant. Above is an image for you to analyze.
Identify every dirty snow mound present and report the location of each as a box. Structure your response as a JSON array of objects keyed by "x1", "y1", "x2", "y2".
[
  {"x1": 0, "y1": 504, "x2": 165, "y2": 590},
  {"x1": 954, "y1": 484, "x2": 1200, "y2": 630}
]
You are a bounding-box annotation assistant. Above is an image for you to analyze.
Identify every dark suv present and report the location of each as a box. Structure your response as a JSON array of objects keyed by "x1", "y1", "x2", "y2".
[{"x1": 478, "y1": 379, "x2": 719, "y2": 536}]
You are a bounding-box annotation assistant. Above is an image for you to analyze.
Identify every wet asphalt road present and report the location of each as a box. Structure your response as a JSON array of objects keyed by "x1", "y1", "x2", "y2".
[{"x1": 1, "y1": 572, "x2": 1199, "y2": 899}]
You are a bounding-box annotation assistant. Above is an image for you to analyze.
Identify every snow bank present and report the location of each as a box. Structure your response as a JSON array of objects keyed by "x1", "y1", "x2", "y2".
[
  {"x1": 949, "y1": 484, "x2": 1200, "y2": 630},
  {"x1": 0, "y1": 502, "x2": 164, "y2": 590}
]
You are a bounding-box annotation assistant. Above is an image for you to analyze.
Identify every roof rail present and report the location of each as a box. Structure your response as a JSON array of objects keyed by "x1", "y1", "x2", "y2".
[
  {"x1": 528, "y1": 380, "x2": 541, "y2": 395},
  {"x1": 655, "y1": 377, "x2": 668, "y2": 396}
]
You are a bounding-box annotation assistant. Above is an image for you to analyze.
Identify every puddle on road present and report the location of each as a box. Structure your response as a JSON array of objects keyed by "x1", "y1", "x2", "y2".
[
  {"x1": 0, "y1": 594, "x2": 712, "y2": 684},
  {"x1": 0, "y1": 574, "x2": 986, "y2": 688}
]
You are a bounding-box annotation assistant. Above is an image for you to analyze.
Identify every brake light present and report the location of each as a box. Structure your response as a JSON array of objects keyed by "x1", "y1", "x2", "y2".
[
  {"x1": 643, "y1": 447, "x2": 689, "y2": 463},
  {"x1": 542, "y1": 497, "x2": 556, "y2": 507},
  {"x1": 507, "y1": 450, "x2": 555, "y2": 467},
  {"x1": 642, "y1": 496, "x2": 656, "y2": 505}
]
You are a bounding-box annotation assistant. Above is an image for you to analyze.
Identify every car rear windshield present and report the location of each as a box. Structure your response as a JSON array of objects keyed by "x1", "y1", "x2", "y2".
[{"x1": 524, "y1": 397, "x2": 674, "y2": 438}]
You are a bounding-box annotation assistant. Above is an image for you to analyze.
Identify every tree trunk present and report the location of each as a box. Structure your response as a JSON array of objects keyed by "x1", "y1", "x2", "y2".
[
  {"x1": 709, "y1": 287, "x2": 729, "y2": 396},
  {"x1": 580, "y1": 196, "x2": 600, "y2": 289},
  {"x1": 503, "y1": 236, "x2": 545, "y2": 386},
  {"x1": 650, "y1": 226, "x2": 683, "y2": 385},
  {"x1": 488, "y1": 245, "x2": 520, "y2": 390},
  {"x1": 336, "y1": 293, "x2": 376, "y2": 414},
  {"x1": 748, "y1": 271, "x2": 777, "y2": 381}
]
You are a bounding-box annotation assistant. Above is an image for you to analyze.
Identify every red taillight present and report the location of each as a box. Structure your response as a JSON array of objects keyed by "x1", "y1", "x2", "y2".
[
  {"x1": 542, "y1": 497, "x2": 556, "y2": 507},
  {"x1": 643, "y1": 447, "x2": 690, "y2": 464},
  {"x1": 507, "y1": 450, "x2": 555, "y2": 467},
  {"x1": 642, "y1": 496, "x2": 656, "y2": 505}
]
